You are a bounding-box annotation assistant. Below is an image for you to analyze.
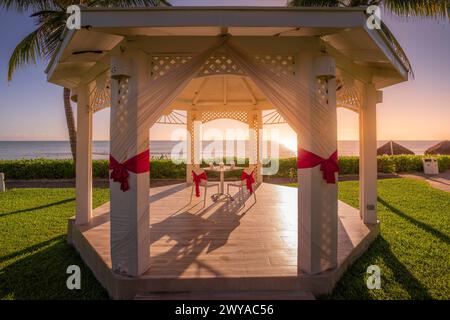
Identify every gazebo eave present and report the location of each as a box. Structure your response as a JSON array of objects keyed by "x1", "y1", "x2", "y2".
[{"x1": 46, "y1": 6, "x2": 411, "y2": 89}]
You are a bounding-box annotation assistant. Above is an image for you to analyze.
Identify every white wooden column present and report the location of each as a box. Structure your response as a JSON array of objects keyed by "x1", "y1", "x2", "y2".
[
  {"x1": 256, "y1": 110, "x2": 263, "y2": 183},
  {"x1": 193, "y1": 111, "x2": 202, "y2": 167},
  {"x1": 186, "y1": 109, "x2": 193, "y2": 183},
  {"x1": 109, "y1": 48, "x2": 150, "y2": 276},
  {"x1": 75, "y1": 83, "x2": 93, "y2": 225},
  {"x1": 248, "y1": 110, "x2": 260, "y2": 179},
  {"x1": 359, "y1": 83, "x2": 381, "y2": 224},
  {"x1": 297, "y1": 46, "x2": 338, "y2": 275}
]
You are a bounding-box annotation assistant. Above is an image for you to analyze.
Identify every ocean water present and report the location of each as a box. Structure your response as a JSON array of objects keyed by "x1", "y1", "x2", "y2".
[{"x1": 0, "y1": 140, "x2": 441, "y2": 160}]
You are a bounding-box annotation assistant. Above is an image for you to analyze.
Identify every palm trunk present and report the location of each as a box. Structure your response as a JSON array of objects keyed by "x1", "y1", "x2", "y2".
[{"x1": 63, "y1": 87, "x2": 77, "y2": 162}]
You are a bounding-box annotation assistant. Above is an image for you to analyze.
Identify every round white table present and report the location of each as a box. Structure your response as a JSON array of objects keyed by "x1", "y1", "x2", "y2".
[{"x1": 204, "y1": 166, "x2": 242, "y2": 200}]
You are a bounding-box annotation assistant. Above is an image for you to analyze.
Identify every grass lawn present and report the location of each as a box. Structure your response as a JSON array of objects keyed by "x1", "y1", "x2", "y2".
[
  {"x1": 329, "y1": 178, "x2": 450, "y2": 300},
  {"x1": 287, "y1": 178, "x2": 450, "y2": 300},
  {"x1": 1, "y1": 179, "x2": 449, "y2": 299},
  {"x1": 0, "y1": 188, "x2": 109, "y2": 299}
]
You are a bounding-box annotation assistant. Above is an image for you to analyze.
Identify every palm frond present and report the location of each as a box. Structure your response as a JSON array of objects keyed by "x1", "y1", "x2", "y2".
[
  {"x1": 383, "y1": 0, "x2": 449, "y2": 19},
  {"x1": 289, "y1": 0, "x2": 449, "y2": 18},
  {"x1": 6, "y1": 0, "x2": 169, "y2": 80},
  {"x1": 34, "y1": 13, "x2": 66, "y2": 60},
  {"x1": 289, "y1": 0, "x2": 341, "y2": 6},
  {"x1": 7, "y1": 28, "x2": 43, "y2": 80},
  {"x1": 0, "y1": 0, "x2": 59, "y2": 12},
  {"x1": 88, "y1": 0, "x2": 168, "y2": 7}
]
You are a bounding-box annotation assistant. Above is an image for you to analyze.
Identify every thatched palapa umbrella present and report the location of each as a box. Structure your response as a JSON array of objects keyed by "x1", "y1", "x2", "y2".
[
  {"x1": 377, "y1": 141, "x2": 415, "y2": 156},
  {"x1": 425, "y1": 140, "x2": 450, "y2": 155}
]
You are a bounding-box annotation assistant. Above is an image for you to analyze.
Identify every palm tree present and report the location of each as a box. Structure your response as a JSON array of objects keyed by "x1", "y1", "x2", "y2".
[
  {"x1": 3, "y1": 0, "x2": 170, "y2": 162},
  {"x1": 289, "y1": 0, "x2": 449, "y2": 19}
]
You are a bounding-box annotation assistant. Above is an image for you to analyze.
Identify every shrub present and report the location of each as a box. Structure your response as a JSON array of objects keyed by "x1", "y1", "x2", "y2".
[
  {"x1": 377, "y1": 155, "x2": 397, "y2": 173},
  {"x1": 339, "y1": 156, "x2": 359, "y2": 175},
  {"x1": 437, "y1": 155, "x2": 450, "y2": 172},
  {"x1": 269, "y1": 155, "x2": 450, "y2": 176},
  {"x1": 149, "y1": 159, "x2": 186, "y2": 179},
  {"x1": 264, "y1": 157, "x2": 296, "y2": 178},
  {"x1": 0, "y1": 159, "x2": 75, "y2": 179},
  {"x1": 93, "y1": 160, "x2": 109, "y2": 178}
]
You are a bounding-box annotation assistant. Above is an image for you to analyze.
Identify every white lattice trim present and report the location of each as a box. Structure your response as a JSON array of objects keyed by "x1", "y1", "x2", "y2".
[
  {"x1": 90, "y1": 70, "x2": 111, "y2": 113},
  {"x1": 254, "y1": 54, "x2": 296, "y2": 77},
  {"x1": 336, "y1": 77, "x2": 361, "y2": 112},
  {"x1": 201, "y1": 110, "x2": 249, "y2": 124},
  {"x1": 150, "y1": 55, "x2": 193, "y2": 80},
  {"x1": 263, "y1": 110, "x2": 286, "y2": 125},
  {"x1": 149, "y1": 53, "x2": 296, "y2": 79},
  {"x1": 156, "y1": 110, "x2": 187, "y2": 125}
]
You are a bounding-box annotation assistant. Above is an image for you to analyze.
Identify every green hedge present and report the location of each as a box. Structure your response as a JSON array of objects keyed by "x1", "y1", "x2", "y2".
[
  {"x1": 0, "y1": 159, "x2": 76, "y2": 180},
  {"x1": 1, "y1": 155, "x2": 449, "y2": 180},
  {"x1": 257, "y1": 155, "x2": 450, "y2": 177},
  {"x1": 150, "y1": 159, "x2": 186, "y2": 179}
]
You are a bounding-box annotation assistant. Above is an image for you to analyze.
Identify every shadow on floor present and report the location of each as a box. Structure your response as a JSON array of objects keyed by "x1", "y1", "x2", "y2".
[
  {"x1": 5, "y1": 179, "x2": 187, "y2": 189},
  {"x1": 149, "y1": 183, "x2": 189, "y2": 203},
  {"x1": 147, "y1": 185, "x2": 258, "y2": 277}
]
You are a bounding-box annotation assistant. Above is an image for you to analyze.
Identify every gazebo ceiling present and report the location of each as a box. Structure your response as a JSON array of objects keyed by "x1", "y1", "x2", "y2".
[{"x1": 172, "y1": 75, "x2": 271, "y2": 110}]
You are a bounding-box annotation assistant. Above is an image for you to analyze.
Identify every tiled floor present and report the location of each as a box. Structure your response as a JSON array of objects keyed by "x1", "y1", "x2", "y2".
[{"x1": 80, "y1": 183, "x2": 372, "y2": 279}]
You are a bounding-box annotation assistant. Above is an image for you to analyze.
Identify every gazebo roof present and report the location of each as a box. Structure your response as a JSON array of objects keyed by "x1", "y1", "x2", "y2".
[{"x1": 46, "y1": 6, "x2": 411, "y2": 91}]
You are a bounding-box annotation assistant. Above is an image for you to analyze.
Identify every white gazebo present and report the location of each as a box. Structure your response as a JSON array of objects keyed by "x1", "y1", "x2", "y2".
[{"x1": 47, "y1": 7, "x2": 411, "y2": 299}]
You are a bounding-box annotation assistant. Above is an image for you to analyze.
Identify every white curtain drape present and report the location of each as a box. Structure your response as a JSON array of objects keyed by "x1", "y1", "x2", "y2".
[
  {"x1": 110, "y1": 36, "x2": 230, "y2": 163},
  {"x1": 223, "y1": 42, "x2": 335, "y2": 156},
  {"x1": 110, "y1": 36, "x2": 337, "y2": 273},
  {"x1": 111, "y1": 36, "x2": 336, "y2": 163}
]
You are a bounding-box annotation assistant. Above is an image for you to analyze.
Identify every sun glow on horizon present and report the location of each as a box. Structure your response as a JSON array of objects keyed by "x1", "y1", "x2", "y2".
[{"x1": 282, "y1": 138, "x2": 298, "y2": 152}]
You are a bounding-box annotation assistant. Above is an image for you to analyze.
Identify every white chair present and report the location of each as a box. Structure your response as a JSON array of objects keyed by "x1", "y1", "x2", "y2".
[
  {"x1": 227, "y1": 167, "x2": 257, "y2": 205},
  {"x1": 190, "y1": 167, "x2": 219, "y2": 207}
]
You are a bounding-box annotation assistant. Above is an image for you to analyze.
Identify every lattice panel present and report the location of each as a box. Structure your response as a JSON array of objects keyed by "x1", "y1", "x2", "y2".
[
  {"x1": 201, "y1": 110, "x2": 249, "y2": 124},
  {"x1": 149, "y1": 53, "x2": 296, "y2": 80},
  {"x1": 263, "y1": 110, "x2": 287, "y2": 125},
  {"x1": 252, "y1": 113, "x2": 260, "y2": 165},
  {"x1": 115, "y1": 78, "x2": 130, "y2": 135},
  {"x1": 156, "y1": 111, "x2": 187, "y2": 125},
  {"x1": 254, "y1": 54, "x2": 296, "y2": 76},
  {"x1": 317, "y1": 78, "x2": 329, "y2": 106},
  {"x1": 90, "y1": 71, "x2": 111, "y2": 112},
  {"x1": 337, "y1": 91, "x2": 360, "y2": 112},
  {"x1": 198, "y1": 54, "x2": 244, "y2": 76},
  {"x1": 189, "y1": 116, "x2": 195, "y2": 165},
  {"x1": 336, "y1": 78, "x2": 361, "y2": 112},
  {"x1": 150, "y1": 55, "x2": 193, "y2": 80}
]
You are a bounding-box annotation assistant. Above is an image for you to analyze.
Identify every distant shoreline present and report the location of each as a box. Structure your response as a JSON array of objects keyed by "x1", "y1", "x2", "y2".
[{"x1": 0, "y1": 140, "x2": 443, "y2": 160}]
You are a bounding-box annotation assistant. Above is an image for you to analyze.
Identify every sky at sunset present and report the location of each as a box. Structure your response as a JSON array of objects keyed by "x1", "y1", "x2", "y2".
[{"x1": 0, "y1": 0, "x2": 449, "y2": 143}]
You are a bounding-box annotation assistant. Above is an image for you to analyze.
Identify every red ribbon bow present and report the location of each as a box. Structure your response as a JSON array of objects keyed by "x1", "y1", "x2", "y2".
[
  {"x1": 192, "y1": 170, "x2": 207, "y2": 197},
  {"x1": 297, "y1": 149, "x2": 339, "y2": 184},
  {"x1": 109, "y1": 149, "x2": 150, "y2": 192},
  {"x1": 241, "y1": 170, "x2": 255, "y2": 194}
]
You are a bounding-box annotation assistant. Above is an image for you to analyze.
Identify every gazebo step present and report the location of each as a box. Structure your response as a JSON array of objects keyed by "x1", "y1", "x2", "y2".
[{"x1": 134, "y1": 290, "x2": 315, "y2": 300}]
